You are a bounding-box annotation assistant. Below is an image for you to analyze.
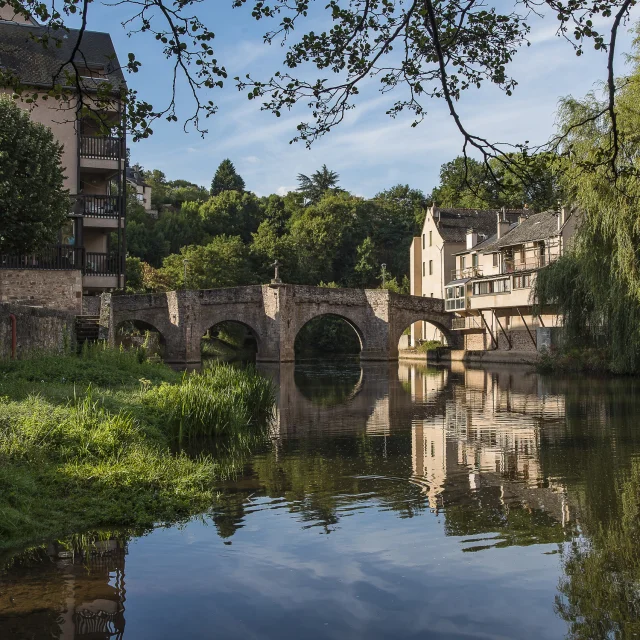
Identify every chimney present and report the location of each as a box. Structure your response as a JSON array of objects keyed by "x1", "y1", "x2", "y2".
[
  {"x1": 496, "y1": 211, "x2": 511, "y2": 239},
  {"x1": 558, "y1": 205, "x2": 566, "y2": 231},
  {"x1": 466, "y1": 228, "x2": 478, "y2": 250}
]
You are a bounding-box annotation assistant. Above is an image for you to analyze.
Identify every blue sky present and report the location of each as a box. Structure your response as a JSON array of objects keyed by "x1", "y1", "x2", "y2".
[{"x1": 85, "y1": 2, "x2": 639, "y2": 197}]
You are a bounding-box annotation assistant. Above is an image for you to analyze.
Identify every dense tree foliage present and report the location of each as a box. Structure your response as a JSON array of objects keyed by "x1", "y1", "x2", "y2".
[
  {"x1": 125, "y1": 162, "x2": 427, "y2": 292},
  {"x1": 0, "y1": 96, "x2": 69, "y2": 254},
  {"x1": 210, "y1": 159, "x2": 246, "y2": 196},
  {"x1": 429, "y1": 154, "x2": 563, "y2": 211}
]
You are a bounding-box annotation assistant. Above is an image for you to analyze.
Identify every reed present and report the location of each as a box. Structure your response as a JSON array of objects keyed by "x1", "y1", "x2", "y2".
[{"x1": 144, "y1": 364, "x2": 275, "y2": 442}]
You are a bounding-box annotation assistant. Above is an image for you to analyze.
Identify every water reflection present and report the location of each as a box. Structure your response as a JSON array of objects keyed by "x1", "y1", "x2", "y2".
[
  {"x1": 0, "y1": 538, "x2": 127, "y2": 639},
  {"x1": 4, "y1": 362, "x2": 640, "y2": 638}
]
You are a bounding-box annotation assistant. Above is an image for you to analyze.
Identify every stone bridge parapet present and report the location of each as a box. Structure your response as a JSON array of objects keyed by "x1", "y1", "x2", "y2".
[{"x1": 106, "y1": 285, "x2": 458, "y2": 367}]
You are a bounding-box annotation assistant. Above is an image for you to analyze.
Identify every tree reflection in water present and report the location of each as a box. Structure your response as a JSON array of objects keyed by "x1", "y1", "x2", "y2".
[{"x1": 5, "y1": 363, "x2": 640, "y2": 638}]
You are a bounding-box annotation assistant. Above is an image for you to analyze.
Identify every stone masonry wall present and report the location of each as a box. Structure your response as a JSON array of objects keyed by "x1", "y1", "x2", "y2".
[
  {"x1": 0, "y1": 269, "x2": 83, "y2": 313},
  {"x1": 0, "y1": 303, "x2": 76, "y2": 360},
  {"x1": 82, "y1": 295, "x2": 101, "y2": 316},
  {"x1": 465, "y1": 332, "x2": 486, "y2": 350}
]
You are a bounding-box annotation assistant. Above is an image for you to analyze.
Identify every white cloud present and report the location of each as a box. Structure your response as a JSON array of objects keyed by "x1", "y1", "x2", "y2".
[{"x1": 276, "y1": 185, "x2": 295, "y2": 196}]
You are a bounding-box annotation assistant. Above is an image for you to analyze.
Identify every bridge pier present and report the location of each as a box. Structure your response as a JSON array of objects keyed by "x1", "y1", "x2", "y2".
[{"x1": 107, "y1": 285, "x2": 456, "y2": 368}]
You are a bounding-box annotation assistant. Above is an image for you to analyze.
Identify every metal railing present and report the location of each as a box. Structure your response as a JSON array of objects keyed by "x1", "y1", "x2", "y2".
[
  {"x1": 73, "y1": 194, "x2": 122, "y2": 218},
  {"x1": 451, "y1": 266, "x2": 482, "y2": 280},
  {"x1": 85, "y1": 252, "x2": 119, "y2": 276},
  {"x1": 0, "y1": 245, "x2": 83, "y2": 271},
  {"x1": 80, "y1": 135, "x2": 124, "y2": 160},
  {"x1": 503, "y1": 255, "x2": 556, "y2": 273},
  {"x1": 1, "y1": 247, "x2": 121, "y2": 276},
  {"x1": 452, "y1": 316, "x2": 482, "y2": 330}
]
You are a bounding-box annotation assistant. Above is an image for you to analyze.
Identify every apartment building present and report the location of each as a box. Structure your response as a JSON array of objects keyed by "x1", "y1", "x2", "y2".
[
  {"x1": 444, "y1": 208, "x2": 578, "y2": 350},
  {"x1": 0, "y1": 8, "x2": 126, "y2": 295},
  {"x1": 409, "y1": 206, "x2": 524, "y2": 344}
]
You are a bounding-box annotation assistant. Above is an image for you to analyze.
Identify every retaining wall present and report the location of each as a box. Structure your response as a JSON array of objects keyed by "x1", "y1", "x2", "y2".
[{"x1": 0, "y1": 303, "x2": 76, "y2": 360}]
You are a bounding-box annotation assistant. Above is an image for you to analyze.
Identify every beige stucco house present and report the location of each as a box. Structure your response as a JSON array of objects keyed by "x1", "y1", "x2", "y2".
[
  {"x1": 410, "y1": 204, "x2": 579, "y2": 352},
  {"x1": 0, "y1": 7, "x2": 127, "y2": 294},
  {"x1": 409, "y1": 206, "x2": 524, "y2": 344}
]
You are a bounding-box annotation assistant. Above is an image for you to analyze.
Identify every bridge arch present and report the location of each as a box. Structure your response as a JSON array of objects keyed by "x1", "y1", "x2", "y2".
[
  {"x1": 388, "y1": 311, "x2": 458, "y2": 359},
  {"x1": 294, "y1": 312, "x2": 365, "y2": 358},
  {"x1": 114, "y1": 318, "x2": 167, "y2": 353},
  {"x1": 197, "y1": 309, "x2": 265, "y2": 360}
]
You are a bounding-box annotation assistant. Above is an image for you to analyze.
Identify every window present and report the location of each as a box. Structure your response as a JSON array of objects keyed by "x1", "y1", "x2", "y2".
[
  {"x1": 472, "y1": 253, "x2": 478, "y2": 268},
  {"x1": 422, "y1": 262, "x2": 425, "y2": 277},
  {"x1": 519, "y1": 246, "x2": 525, "y2": 263},
  {"x1": 513, "y1": 274, "x2": 532, "y2": 289},
  {"x1": 431, "y1": 293, "x2": 433, "y2": 297},
  {"x1": 422, "y1": 234, "x2": 425, "y2": 250},
  {"x1": 429, "y1": 230, "x2": 433, "y2": 246},
  {"x1": 428, "y1": 260, "x2": 433, "y2": 275},
  {"x1": 445, "y1": 285, "x2": 466, "y2": 311},
  {"x1": 472, "y1": 278, "x2": 511, "y2": 296},
  {"x1": 492, "y1": 253, "x2": 498, "y2": 267},
  {"x1": 461, "y1": 256, "x2": 466, "y2": 270}
]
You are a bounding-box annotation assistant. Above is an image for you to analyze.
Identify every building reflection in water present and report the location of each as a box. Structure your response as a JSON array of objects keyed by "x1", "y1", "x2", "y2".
[
  {"x1": 0, "y1": 538, "x2": 126, "y2": 639},
  {"x1": 257, "y1": 360, "x2": 574, "y2": 542},
  {"x1": 402, "y1": 361, "x2": 571, "y2": 526}
]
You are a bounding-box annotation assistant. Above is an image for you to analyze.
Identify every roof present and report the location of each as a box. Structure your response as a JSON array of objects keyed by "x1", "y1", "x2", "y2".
[
  {"x1": 0, "y1": 21, "x2": 125, "y2": 91},
  {"x1": 433, "y1": 208, "x2": 524, "y2": 243},
  {"x1": 445, "y1": 278, "x2": 471, "y2": 286},
  {"x1": 482, "y1": 210, "x2": 562, "y2": 251},
  {"x1": 126, "y1": 167, "x2": 148, "y2": 187}
]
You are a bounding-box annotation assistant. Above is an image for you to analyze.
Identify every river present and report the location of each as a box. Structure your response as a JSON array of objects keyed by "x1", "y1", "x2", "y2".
[{"x1": 2, "y1": 360, "x2": 640, "y2": 639}]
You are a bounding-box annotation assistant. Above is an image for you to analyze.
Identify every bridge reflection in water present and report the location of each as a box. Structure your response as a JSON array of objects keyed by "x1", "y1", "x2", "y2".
[
  {"x1": 253, "y1": 360, "x2": 572, "y2": 536},
  {"x1": 1, "y1": 361, "x2": 576, "y2": 637}
]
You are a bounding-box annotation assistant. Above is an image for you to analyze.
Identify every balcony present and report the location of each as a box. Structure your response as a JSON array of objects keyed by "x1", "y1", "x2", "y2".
[
  {"x1": 0, "y1": 245, "x2": 83, "y2": 271},
  {"x1": 451, "y1": 266, "x2": 482, "y2": 280},
  {"x1": 452, "y1": 316, "x2": 482, "y2": 330},
  {"x1": 0, "y1": 247, "x2": 121, "y2": 277},
  {"x1": 73, "y1": 195, "x2": 122, "y2": 219},
  {"x1": 80, "y1": 135, "x2": 125, "y2": 160},
  {"x1": 85, "y1": 252, "x2": 119, "y2": 276}
]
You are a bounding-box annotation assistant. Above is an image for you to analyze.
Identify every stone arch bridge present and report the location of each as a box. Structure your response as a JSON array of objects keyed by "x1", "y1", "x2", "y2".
[{"x1": 104, "y1": 284, "x2": 458, "y2": 367}]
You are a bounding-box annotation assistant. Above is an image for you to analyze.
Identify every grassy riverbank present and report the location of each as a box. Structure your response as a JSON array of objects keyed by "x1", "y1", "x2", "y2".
[{"x1": 0, "y1": 347, "x2": 274, "y2": 552}]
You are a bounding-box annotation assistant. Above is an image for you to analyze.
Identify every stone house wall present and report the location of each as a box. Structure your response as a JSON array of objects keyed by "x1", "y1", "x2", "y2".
[{"x1": 0, "y1": 269, "x2": 83, "y2": 313}]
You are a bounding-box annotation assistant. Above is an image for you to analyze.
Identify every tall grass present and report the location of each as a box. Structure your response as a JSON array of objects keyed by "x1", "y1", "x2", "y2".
[
  {"x1": 0, "y1": 351, "x2": 275, "y2": 552},
  {"x1": 144, "y1": 364, "x2": 275, "y2": 442}
]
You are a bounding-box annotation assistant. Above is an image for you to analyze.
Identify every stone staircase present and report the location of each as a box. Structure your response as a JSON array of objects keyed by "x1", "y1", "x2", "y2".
[{"x1": 75, "y1": 315, "x2": 100, "y2": 349}]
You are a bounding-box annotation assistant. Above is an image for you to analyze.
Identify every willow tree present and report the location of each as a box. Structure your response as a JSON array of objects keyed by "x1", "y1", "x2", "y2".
[{"x1": 535, "y1": 29, "x2": 640, "y2": 372}]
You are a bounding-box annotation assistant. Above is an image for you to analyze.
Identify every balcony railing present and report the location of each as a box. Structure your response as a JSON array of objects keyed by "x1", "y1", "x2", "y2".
[
  {"x1": 0, "y1": 245, "x2": 83, "y2": 271},
  {"x1": 80, "y1": 135, "x2": 124, "y2": 160},
  {"x1": 502, "y1": 255, "x2": 556, "y2": 273},
  {"x1": 73, "y1": 195, "x2": 122, "y2": 218},
  {"x1": 452, "y1": 316, "x2": 482, "y2": 330},
  {"x1": 85, "y1": 252, "x2": 119, "y2": 276},
  {"x1": 451, "y1": 266, "x2": 482, "y2": 280},
  {"x1": 0, "y1": 247, "x2": 121, "y2": 276}
]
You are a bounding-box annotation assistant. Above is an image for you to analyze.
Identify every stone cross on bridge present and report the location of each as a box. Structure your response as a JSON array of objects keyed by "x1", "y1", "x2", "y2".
[{"x1": 102, "y1": 285, "x2": 458, "y2": 368}]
